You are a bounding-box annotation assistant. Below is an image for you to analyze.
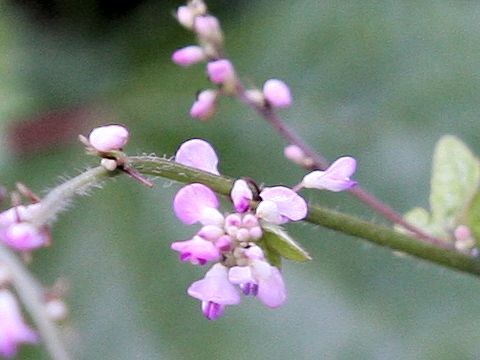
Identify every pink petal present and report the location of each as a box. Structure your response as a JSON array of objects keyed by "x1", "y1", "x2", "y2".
[
  {"x1": 230, "y1": 180, "x2": 253, "y2": 213},
  {"x1": 1, "y1": 223, "x2": 48, "y2": 251},
  {"x1": 252, "y1": 262, "x2": 287, "y2": 308},
  {"x1": 188, "y1": 264, "x2": 241, "y2": 305},
  {"x1": 173, "y1": 184, "x2": 221, "y2": 225},
  {"x1": 255, "y1": 200, "x2": 283, "y2": 224},
  {"x1": 228, "y1": 266, "x2": 255, "y2": 285},
  {"x1": 327, "y1": 156, "x2": 357, "y2": 178},
  {"x1": 171, "y1": 236, "x2": 221, "y2": 265},
  {"x1": 259, "y1": 186, "x2": 307, "y2": 222},
  {"x1": 190, "y1": 90, "x2": 218, "y2": 121},
  {"x1": 302, "y1": 157, "x2": 357, "y2": 192},
  {"x1": 175, "y1": 139, "x2": 219, "y2": 175},
  {"x1": 207, "y1": 59, "x2": 235, "y2": 84}
]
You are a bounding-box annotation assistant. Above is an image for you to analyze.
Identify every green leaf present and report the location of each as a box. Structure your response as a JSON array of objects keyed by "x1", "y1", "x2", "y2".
[
  {"x1": 466, "y1": 191, "x2": 480, "y2": 243},
  {"x1": 430, "y1": 135, "x2": 480, "y2": 229},
  {"x1": 260, "y1": 222, "x2": 312, "y2": 262},
  {"x1": 401, "y1": 207, "x2": 446, "y2": 239}
]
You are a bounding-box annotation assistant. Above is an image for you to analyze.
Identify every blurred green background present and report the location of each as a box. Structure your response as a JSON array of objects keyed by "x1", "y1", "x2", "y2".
[{"x1": 2, "y1": 0, "x2": 480, "y2": 359}]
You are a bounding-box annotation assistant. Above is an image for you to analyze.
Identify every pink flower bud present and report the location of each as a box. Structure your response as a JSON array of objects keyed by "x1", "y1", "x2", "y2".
[
  {"x1": 88, "y1": 124, "x2": 129, "y2": 152},
  {"x1": 190, "y1": 89, "x2": 218, "y2": 120},
  {"x1": 207, "y1": 59, "x2": 235, "y2": 84},
  {"x1": 172, "y1": 46, "x2": 206, "y2": 66},
  {"x1": 263, "y1": 79, "x2": 293, "y2": 108},
  {"x1": 1, "y1": 223, "x2": 48, "y2": 251},
  {"x1": 284, "y1": 145, "x2": 314, "y2": 167},
  {"x1": 230, "y1": 180, "x2": 253, "y2": 213},
  {"x1": 176, "y1": 6, "x2": 195, "y2": 29},
  {"x1": 194, "y1": 15, "x2": 222, "y2": 43}
]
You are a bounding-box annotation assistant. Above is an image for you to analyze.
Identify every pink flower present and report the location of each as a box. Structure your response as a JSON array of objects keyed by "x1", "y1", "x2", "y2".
[
  {"x1": 0, "y1": 205, "x2": 48, "y2": 251},
  {"x1": 301, "y1": 156, "x2": 357, "y2": 192},
  {"x1": 190, "y1": 89, "x2": 218, "y2": 121},
  {"x1": 172, "y1": 46, "x2": 206, "y2": 66},
  {"x1": 175, "y1": 139, "x2": 219, "y2": 175},
  {"x1": 188, "y1": 264, "x2": 241, "y2": 320},
  {"x1": 229, "y1": 248, "x2": 287, "y2": 308},
  {"x1": 207, "y1": 59, "x2": 235, "y2": 84},
  {"x1": 88, "y1": 124, "x2": 129, "y2": 152},
  {"x1": 0, "y1": 290, "x2": 38, "y2": 358},
  {"x1": 230, "y1": 180, "x2": 253, "y2": 213},
  {"x1": 171, "y1": 236, "x2": 221, "y2": 265},
  {"x1": 173, "y1": 184, "x2": 224, "y2": 226},
  {"x1": 263, "y1": 79, "x2": 292, "y2": 108},
  {"x1": 256, "y1": 186, "x2": 307, "y2": 224}
]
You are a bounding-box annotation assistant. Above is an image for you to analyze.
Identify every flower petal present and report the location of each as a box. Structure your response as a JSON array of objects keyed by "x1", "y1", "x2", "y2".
[
  {"x1": 253, "y1": 262, "x2": 287, "y2": 308},
  {"x1": 171, "y1": 236, "x2": 221, "y2": 265},
  {"x1": 230, "y1": 179, "x2": 253, "y2": 213},
  {"x1": 173, "y1": 184, "x2": 220, "y2": 225},
  {"x1": 302, "y1": 157, "x2": 357, "y2": 192},
  {"x1": 175, "y1": 139, "x2": 219, "y2": 175},
  {"x1": 259, "y1": 186, "x2": 307, "y2": 222}
]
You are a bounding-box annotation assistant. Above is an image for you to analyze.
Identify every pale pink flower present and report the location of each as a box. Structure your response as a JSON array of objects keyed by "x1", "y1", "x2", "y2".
[
  {"x1": 190, "y1": 89, "x2": 218, "y2": 121},
  {"x1": 257, "y1": 186, "x2": 307, "y2": 224},
  {"x1": 176, "y1": 6, "x2": 195, "y2": 29},
  {"x1": 172, "y1": 46, "x2": 206, "y2": 66},
  {"x1": 175, "y1": 139, "x2": 219, "y2": 175},
  {"x1": 88, "y1": 124, "x2": 129, "y2": 152},
  {"x1": 230, "y1": 179, "x2": 253, "y2": 213},
  {"x1": 0, "y1": 290, "x2": 38, "y2": 358},
  {"x1": 207, "y1": 59, "x2": 235, "y2": 84},
  {"x1": 301, "y1": 156, "x2": 357, "y2": 192},
  {"x1": 173, "y1": 184, "x2": 224, "y2": 226},
  {"x1": 188, "y1": 263, "x2": 241, "y2": 320},
  {"x1": 171, "y1": 236, "x2": 221, "y2": 265},
  {"x1": 263, "y1": 79, "x2": 292, "y2": 108}
]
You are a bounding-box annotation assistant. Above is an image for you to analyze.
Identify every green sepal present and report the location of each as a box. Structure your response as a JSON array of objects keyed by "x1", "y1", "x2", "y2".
[{"x1": 259, "y1": 222, "x2": 312, "y2": 262}]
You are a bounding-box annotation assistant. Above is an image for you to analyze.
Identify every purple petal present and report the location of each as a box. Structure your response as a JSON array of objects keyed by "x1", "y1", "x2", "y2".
[
  {"x1": 228, "y1": 266, "x2": 255, "y2": 285},
  {"x1": 302, "y1": 157, "x2": 357, "y2": 192},
  {"x1": 188, "y1": 264, "x2": 241, "y2": 305},
  {"x1": 201, "y1": 301, "x2": 225, "y2": 320},
  {"x1": 171, "y1": 236, "x2": 221, "y2": 265},
  {"x1": 175, "y1": 139, "x2": 220, "y2": 175},
  {"x1": 173, "y1": 184, "x2": 220, "y2": 225},
  {"x1": 259, "y1": 186, "x2": 307, "y2": 222}
]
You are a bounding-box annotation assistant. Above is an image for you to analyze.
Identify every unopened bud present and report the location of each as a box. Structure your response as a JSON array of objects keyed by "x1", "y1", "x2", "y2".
[
  {"x1": 172, "y1": 45, "x2": 206, "y2": 66},
  {"x1": 88, "y1": 124, "x2": 129, "y2": 152},
  {"x1": 263, "y1": 79, "x2": 293, "y2": 108},
  {"x1": 45, "y1": 299, "x2": 69, "y2": 322},
  {"x1": 284, "y1": 145, "x2": 314, "y2": 168},
  {"x1": 190, "y1": 89, "x2": 218, "y2": 121},
  {"x1": 176, "y1": 6, "x2": 195, "y2": 29},
  {"x1": 194, "y1": 15, "x2": 223, "y2": 46},
  {"x1": 100, "y1": 158, "x2": 118, "y2": 171}
]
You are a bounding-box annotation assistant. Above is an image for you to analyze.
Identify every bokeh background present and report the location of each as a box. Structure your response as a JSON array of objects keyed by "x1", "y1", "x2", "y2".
[{"x1": 1, "y1": 0, "x2": 480, "y2": 359}]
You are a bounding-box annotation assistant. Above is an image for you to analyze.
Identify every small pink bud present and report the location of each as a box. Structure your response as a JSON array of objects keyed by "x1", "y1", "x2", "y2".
[
  {"x1": 88, "y1": 124, "x2": 129, "y2": 152},
  {"x1": 284, "y1": 145, "x2": 314, "y2": 168},
  {"x1": 190, "y1": 89, "x2": 218, "y2": 121},
  {"x1": 230, "y1": 179, "x2": 253, "y2": 213},
  {"x1": 263, "y1": 79, "x2": 293, "y2": 108},
  {"x1": 172, "y1": 46, "x2": 206, "y2": 66},
  {"x1": 207, "y1": 59, "x2": 235, "y2": 84},
  {"x1": 1, "y1": 223, "x2": 48, "y2": 251},
  {"x1": 176, "y1": 6, "x2": 195, "y2": 29},
  {"x1": 454, "y1": 225, "x2": 472, "y2": 242},
  {"x1": 194, "y1": 15, "x2": 222, "y2": 43}
]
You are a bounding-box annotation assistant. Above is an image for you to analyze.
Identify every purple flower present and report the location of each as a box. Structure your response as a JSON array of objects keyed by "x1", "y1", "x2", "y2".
[
  {"x1": 230, "y1": 179, "x2": 253, "y2": 213},
  {"x1": 263, "y1": 79, "x2": 292, "y2": 108},
  {"x1": 0, "y1": 290, "x2": 38, "y2": 358},
  {"x1": 301, "y1": 156, "x2": 357, "y2": 192},
  {"x1": 88, "y1": 124, "x2": 129, "y2": 152},
  {"x1": 256, "y1": 186, "x2": 307, "y2": 224},
  {"x1": 171, "y1": 236, "x2": 221, "y2": 265},
  {"x1": 175, "y1": 139, "x2": 219, "y2": 175},
  {"x1": 190, "y1": 89, "x2": 218, "y2": 121},
  {"x1": 172, "y1": 46, "x2": 206, "y2": 66},
  {"x1": 207, "y1": 59, "x2": 235, "y2": 84},
  {"x1": 188, "y1": 264, "x2": 241, "y2": 320},
  {"x1": 173, "y1": 184, "x2": 224, "y2": 226}
]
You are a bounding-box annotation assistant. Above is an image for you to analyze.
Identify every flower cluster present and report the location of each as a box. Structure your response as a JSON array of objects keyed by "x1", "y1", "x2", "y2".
[
  {"x1": 172, "y1": 139, "x2": 308, "y2": 319},
  {"x1": 172, "y1": 0, "x2": 293, "y2": 121}
]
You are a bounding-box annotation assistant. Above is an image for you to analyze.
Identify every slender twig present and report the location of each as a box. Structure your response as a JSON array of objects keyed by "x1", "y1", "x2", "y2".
[{"x1": 233, "y1": 81, "x2": 446, "y2": 247}]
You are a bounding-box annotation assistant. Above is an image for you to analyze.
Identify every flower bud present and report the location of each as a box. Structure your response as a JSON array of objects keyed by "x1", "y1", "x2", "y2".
[
  {"x1": 176, "y1": 6, "x2": 195, "y2": 29},
  {"x1": 190, "y1": 89, "x2": 218, "y2": 121},
  {"x1": 207, "y1": 59, "x2": 235, "y2": 84},
  {"x1": 194, "y1": 15, "x2": 223, "y2": 45},
  {"x1": 230, "y1": 180, "x2": 253, "y2": 213},
  {"x1": 284, "y1": 145, "x2": 314, "y2": 168},
  {"x1": 172, "y1": 46, "x2": 206, "y2": 66},
  {"x1": 263, "y1": 79, "x2": 292, "y2": 108},
  {"x1": 88, "y1": 124, "x2": 129, "y2": 152}
]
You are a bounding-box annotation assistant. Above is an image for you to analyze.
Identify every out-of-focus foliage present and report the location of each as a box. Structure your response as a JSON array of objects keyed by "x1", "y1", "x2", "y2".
[{"x1": 2, "y1": 1, "x2": 480, "y2": 359}]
